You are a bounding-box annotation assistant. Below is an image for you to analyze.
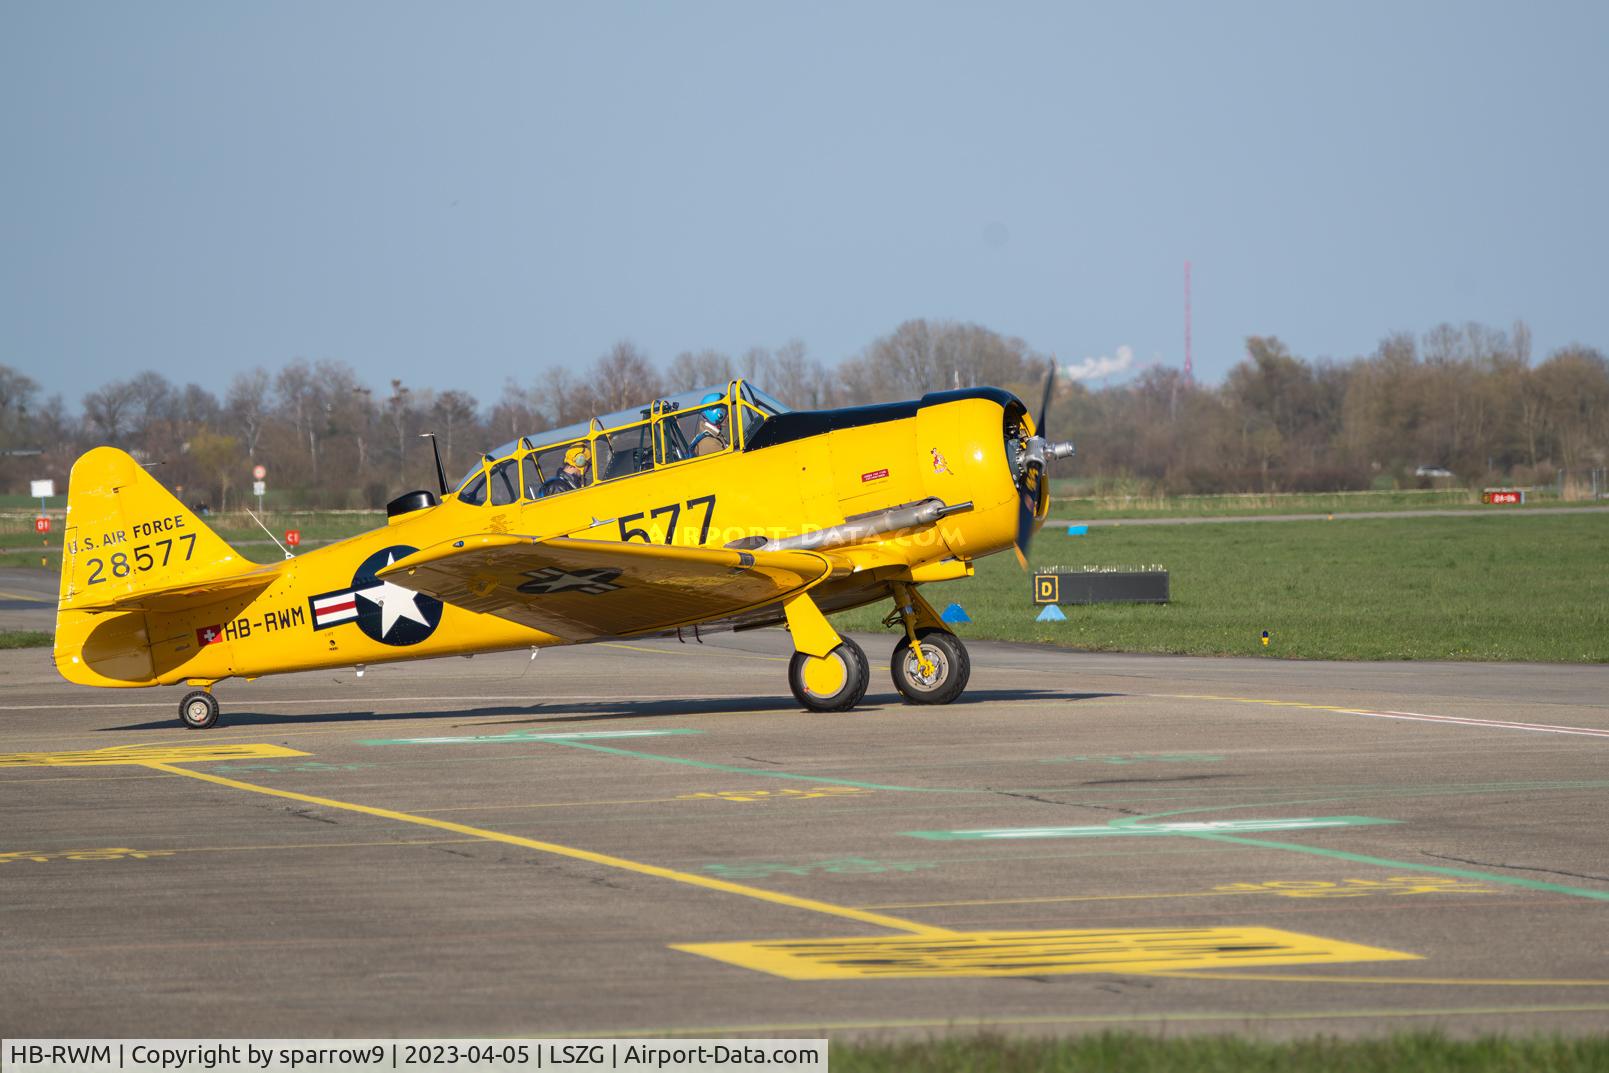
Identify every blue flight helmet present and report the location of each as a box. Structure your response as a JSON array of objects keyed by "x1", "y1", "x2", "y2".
[{"x1": 700, "y1": 391, "x2": 726, "y2": 424}]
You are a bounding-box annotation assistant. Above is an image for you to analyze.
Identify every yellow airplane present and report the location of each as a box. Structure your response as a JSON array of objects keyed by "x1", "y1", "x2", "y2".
[{"x1": 54, "y1": 378, "x2": 1072, "y2": 729}]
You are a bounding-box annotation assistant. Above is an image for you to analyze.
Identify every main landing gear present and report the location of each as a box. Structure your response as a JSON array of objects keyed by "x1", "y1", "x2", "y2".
[
  {"x1": 782, "y1": 585, "x2": 971, "y2": 712},
  {"x1": 787, "y1": 638, "x2": 870, "y2": 712},
  {"x1": 886, "y1": 582, "x2": 969, "y2": 705},
  {"x1": 178, "y1": 687, "x2": 219, "y2": 730},
  {"x1": 891, "y1": 627, "x2": 970, "y2": 705}
]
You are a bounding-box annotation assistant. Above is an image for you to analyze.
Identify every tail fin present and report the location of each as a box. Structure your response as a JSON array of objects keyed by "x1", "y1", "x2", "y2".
[
  {"x1": 56, "y1": 448, "x2": 282, "y2": 688},
  {"x1": 55, "y1": 447, "x2": 268, "y2": 688},
  {"x1": 58, "y1": 446, "x2": 250, "y2": 611}
]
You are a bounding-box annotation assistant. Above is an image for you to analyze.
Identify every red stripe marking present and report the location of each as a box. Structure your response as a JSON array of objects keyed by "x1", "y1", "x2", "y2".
[{"x1": 317, "y1": 598, "x2": 357, "y2": 615}]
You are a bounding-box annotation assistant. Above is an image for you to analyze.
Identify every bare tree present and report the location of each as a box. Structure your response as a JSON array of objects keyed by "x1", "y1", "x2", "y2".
[
  {"x1": 387, "y1": 379, "x2": 413, "y2": 486},
  {"x1": 592, "y1": 341, "x2": 662, "y2": 415},
  {"x1": 226, "y1": 368, "x2": 272, "y2": 459},
  {"x1": 430, "y1": 389, "x2": 480, "y2": 477},
  {"x1": 667, "y1": 350, "x2": 736, "y2": 392},
  {"x1": 83, "y1": 380, "x2": 140, "y2": 445},
  {"x1": 187, "y1": 429, "x2": 242, "y2": 512}
]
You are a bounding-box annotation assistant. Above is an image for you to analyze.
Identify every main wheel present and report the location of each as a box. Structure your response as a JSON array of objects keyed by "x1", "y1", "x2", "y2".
[
  {"x1": 891, "y1": 628, "x2": 971, "y2": 705},
  {"x1": 788, "y1": 638, "x2": 870, "y2": 712},
  {"x1": 178, "y1": 690, "x2": 219, "y2": 730}
]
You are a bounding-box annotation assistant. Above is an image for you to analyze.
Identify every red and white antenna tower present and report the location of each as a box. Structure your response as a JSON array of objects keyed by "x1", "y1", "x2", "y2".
[{"x1": 1184, "y1": 259, "x2": 1193, "y2": 383}]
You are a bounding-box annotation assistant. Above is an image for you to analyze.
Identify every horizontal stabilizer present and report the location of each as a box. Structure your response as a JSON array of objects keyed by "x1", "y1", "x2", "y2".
[{"x1": 65, "y1": 563, "x2": 281, "y2": 613}]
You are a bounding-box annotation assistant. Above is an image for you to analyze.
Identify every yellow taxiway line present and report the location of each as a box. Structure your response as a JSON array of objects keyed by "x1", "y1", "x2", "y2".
[{"x1": 142, "y1": 761, "x2": 955, "y2": 939}]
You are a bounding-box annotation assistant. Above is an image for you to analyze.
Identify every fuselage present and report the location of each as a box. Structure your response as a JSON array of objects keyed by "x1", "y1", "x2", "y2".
[{"x1": 56, "y1": 387, "x2": 1029, "y2": 689}]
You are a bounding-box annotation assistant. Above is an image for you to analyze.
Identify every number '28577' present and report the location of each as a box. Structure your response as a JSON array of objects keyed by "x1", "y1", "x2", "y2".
[{"x1": 83, "y1": 534, "x2": 196, "y2": 584}]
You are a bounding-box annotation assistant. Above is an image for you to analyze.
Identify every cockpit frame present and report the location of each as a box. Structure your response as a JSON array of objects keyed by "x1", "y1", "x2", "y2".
[{"x1": 453, "y1": 380, "x2": 790, "y2": 506}]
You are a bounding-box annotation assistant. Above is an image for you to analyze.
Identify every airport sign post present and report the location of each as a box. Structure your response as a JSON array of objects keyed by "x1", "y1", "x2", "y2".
[
  {"x1": 285, "y1": 529, "x2": 301, "y2": 548},
  {"x1": 34, "y1": 516, "x2": 50, "y2": 534},
  {"x1": 30, "y1": 478, "x2": 54, "y2": 518},
  {"x1": 1482, "y1": 488, "x2": 1525, "y2": 505},
  {"x1": 1033, "y1": 569, "x2": 1170, "y2": 605}
]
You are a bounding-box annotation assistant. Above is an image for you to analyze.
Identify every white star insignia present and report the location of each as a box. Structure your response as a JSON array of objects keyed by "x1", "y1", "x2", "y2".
[{"x1": 356, "y1": 553, "x2": 431, "y2": 638}]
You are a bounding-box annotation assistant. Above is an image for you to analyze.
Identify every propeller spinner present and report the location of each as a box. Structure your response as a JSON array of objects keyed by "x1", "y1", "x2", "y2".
[{"x1": 1013, "y1": 359, "x2": 1075, "y2": 567}]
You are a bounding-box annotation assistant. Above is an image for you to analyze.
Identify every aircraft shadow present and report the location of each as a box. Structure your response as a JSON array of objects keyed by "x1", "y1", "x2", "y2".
[{"x1": 100, "y1": 688, "x2": 1116, "y2": 731}]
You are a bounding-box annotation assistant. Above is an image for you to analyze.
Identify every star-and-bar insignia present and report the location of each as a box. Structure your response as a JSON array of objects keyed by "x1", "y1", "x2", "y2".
[
  {"x1": 517, "y1": 566, "x2": 624, "y2": 595},
  {"x1": 307, "y1": 546, "x2": 444, "y2": 646}
]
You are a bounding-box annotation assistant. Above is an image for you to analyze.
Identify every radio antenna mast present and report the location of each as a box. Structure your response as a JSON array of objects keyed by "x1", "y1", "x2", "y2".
[{"x1": 1184, "y1": 259, "x2": 1194, "y2": 383}]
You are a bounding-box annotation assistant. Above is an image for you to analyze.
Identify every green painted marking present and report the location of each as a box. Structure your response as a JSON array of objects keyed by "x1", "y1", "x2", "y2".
[
  {"x1": 542, "y1": 740, "x2": 960, "y2": 793},
  {"x1": 1189, "y1": 833, "x2": 1609, "y2": 903},
  {"x1": 1037, "y1": 753, "x2": 1225, "y2": 765},
  {"x1": 359, "y1": 729, "x2": 702, "y2": 746},
  {"x1": 905, "y1": 817, "x2": 1398, "y2": 840},
  {"x1": 1105, "y1": 801, "x2": 1609, "y2": 903},
  {"x1": 353, "y1": 730, "x2": 975, "y2": 794},
  {"x1": 702, "y1": 857, "x2": 940, "y2": 881}
]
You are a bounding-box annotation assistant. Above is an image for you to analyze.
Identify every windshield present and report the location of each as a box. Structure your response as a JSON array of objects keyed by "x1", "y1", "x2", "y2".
[{"x1": 741, "y1": 383, "x2": 791, "y2": 415}]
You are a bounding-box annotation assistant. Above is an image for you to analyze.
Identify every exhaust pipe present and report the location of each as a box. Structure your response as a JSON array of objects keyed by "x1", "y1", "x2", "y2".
[{"x1": 739, "y1": 498, "x2": 974, "y2": 553}]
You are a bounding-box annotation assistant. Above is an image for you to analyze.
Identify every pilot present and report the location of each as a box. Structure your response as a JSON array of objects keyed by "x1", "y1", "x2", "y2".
[
  {"x1": 690, "y1": 392, "x2": 728, "y2": 456},
  {"x1": 537, "y1": 444, "x2": 591, "y2": 498}
]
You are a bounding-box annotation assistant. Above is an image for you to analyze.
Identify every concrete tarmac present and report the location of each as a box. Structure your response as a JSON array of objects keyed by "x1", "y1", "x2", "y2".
[
  {"x1": 0, "y1": 566, "x2": 54, "y2": 631},
  {"x1": 1, "y1": 631, "x2": 1606, "y2": 1041}
]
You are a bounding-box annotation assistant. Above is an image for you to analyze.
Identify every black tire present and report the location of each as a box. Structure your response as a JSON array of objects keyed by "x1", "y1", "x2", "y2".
[
  {"x1": 178, "y1": 690, "x2": 220, "y2": 730},
  {"x1": 890, "y1": 628, "x2": 971, "y2": 705},
  {"x1": 788, "y1": 637, "x2": 870, "y2": 713}
]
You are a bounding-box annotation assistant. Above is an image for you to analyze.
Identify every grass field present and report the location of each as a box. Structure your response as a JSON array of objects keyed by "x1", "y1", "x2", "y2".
[
  {"x1": 8, "y1": 507, "x2": 1604, "y2": 663},
  {"x1": 1049, "y1": 487, "x2": 1601, "y2": 519},
  {"x1": 834, "y1": 513, "x2": 1609, "y2": 663},
  {"x1": 834, "y1": 1033, "x2": 1609, "y2": 1072}
]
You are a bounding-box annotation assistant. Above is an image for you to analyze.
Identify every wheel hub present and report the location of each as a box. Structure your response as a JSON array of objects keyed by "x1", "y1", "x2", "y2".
[
  {"x1": 904, "y1": 647, "x2": 947, "y2": 689},
  {"x1": 801, "y1": 652, "x2": 848, "y2": 696}
]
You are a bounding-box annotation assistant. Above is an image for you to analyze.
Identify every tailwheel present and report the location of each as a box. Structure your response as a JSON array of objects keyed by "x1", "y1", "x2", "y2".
[
  {"x1": 178, "y1": 690, "x2": 220, "y2": 730},
  {"x1": 788, "y1": 638, "x2": 870, "y2": 713},
  {"x1": 891, "y1": 628, "x2": 971, "y2": 705}
]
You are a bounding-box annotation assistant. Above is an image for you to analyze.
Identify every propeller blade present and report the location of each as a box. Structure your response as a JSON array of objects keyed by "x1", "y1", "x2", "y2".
[
  {"x1": 1013, "y1": 462, "x2": 1043, "y2": 569},
  {"x1": 1036, "y1": 358, "x2": 1056, "y2": 436}
]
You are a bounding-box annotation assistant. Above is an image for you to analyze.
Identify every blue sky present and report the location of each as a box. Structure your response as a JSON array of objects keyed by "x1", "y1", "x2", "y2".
[{"x1": 3, "y1": 1, "x2": 1605, "y2": 406}]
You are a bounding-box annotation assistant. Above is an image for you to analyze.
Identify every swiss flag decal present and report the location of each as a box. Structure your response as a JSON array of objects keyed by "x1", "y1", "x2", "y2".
[{"x1": 195, "y1": 625, "x2": 223, "y2": 646}]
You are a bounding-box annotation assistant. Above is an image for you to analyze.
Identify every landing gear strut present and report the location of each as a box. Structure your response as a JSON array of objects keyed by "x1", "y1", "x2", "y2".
[
  {"x1": 782, "y1": 591, "x2": 871, "y2": 712},
  {"x1": 178, "y1": 689, "x2": 219, "y2": 730},
  {"x1": 887, "y1": 583, "x2": 971, "y2": 705}
]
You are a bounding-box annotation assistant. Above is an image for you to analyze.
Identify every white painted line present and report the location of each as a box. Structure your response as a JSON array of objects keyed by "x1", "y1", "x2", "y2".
[
  {"x1": 1340, "y1": 708, "x2": 1609, "y2": 739},
  {"x1": 905, "y1": 816, "x2": 1401, "y2": 840},
  {"x1": 0, "y1": 692, "x2": 768, "y2": 712},
  {"x1": 1158, "y1": 693, "x2": 1609, "y2": 740}
]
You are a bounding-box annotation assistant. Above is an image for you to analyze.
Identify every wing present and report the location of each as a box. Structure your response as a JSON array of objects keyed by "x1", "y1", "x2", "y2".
[{"x1": 378, "y1": 535, "x2": 850, "y2": 641}]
